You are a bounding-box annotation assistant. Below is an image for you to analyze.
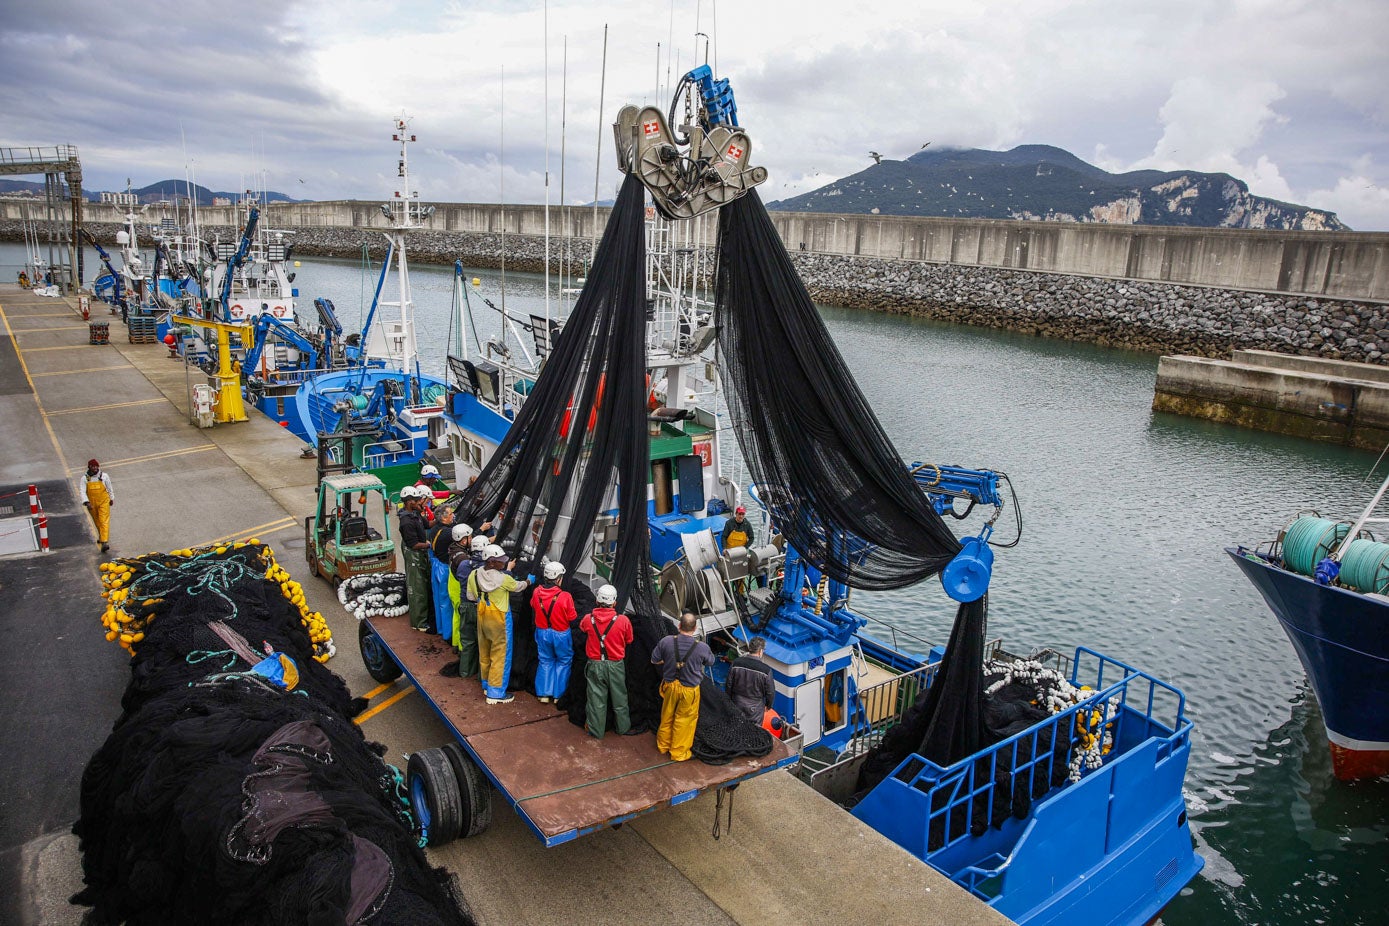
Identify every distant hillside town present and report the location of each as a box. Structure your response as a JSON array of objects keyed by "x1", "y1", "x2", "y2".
[
  {"x1": 0, "y1": 178, "x2": 298, "y2": 206},
  {"x1": 768, "y1": 145, "x2": 1347, "y2": 231}
]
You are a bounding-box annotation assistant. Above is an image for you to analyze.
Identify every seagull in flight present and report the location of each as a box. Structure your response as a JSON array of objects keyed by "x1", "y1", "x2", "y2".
[
  {"x1": 920, "y1": 142, "x2": 931, "y2": 150},
  {"x1": 869, "y1": 151, "x2": 883, "y2": 165}
]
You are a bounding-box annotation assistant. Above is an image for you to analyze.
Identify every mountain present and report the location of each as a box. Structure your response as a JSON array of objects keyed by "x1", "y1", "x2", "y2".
[
  {"x1": 768, "y1": 144, "x2": 1347, "y2": 231},
  {"x1": 0, "y1": 177, "x2": 299, "y2": 205},
  {"x1": 0, "y1": 178, "x2": 94, "y2": 198},
  {"x1": 129, "y1": 180, "x2": 300, "y2": 206}
]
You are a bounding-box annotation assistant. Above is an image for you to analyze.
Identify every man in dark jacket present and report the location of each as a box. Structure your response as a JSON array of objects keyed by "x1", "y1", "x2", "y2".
[
  {"x1": 725, "y1": 636, "x2": 775, "y2": 723},
  {"x1": 398, "y1": 486, "x2": 433, "y2": 632}
]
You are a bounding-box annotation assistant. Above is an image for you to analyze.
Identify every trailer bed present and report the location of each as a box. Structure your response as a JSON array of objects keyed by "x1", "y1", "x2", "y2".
[{"x1": 367, "y1": 615, "x2": 796, "y2": 845}]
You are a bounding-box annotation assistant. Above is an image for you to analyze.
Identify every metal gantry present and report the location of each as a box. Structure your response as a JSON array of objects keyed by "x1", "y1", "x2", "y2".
[{"x1": 0, "y1": 145, "x2": 84, "y2": 290}]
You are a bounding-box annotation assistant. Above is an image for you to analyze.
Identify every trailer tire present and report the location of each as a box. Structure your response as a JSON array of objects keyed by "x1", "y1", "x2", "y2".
[
  {"x1": 407, "y1": 748, "x2": 462, "y2": 846},
  {"x1": 358, "y1": 621, "x2": 403, "y2": 684},
  {"x1": 443, "y1": 741, "x2": 493, "y2": 838}
]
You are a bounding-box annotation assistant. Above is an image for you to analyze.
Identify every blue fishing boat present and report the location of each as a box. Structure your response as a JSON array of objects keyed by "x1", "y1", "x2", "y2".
[
  {"x1": 418, "y1": 63, "x2": 1204, "y2": 925},
  {"x1": 248, "y1": 119, "x2": 448, "y2": 467},
  {"x1": 1229, "y1": 474, "x2": 1389, "y2": 780}
]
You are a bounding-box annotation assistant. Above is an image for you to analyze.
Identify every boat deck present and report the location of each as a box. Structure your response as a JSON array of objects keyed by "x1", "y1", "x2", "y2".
[{"x1": 367, "y1": 615, "x2": 795, "y2": 845}]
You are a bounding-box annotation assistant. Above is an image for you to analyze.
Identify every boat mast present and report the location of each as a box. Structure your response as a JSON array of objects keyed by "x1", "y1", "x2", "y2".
[{"x1": 389, "y1": 116, "x2": 422, "y2": 381}]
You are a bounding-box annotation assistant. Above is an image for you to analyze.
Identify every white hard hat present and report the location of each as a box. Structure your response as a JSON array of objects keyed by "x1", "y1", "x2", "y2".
[
  {"x1": 543, "y1": 561, "x2": 566, "y2": 580},
  {"x1": 451, "y1": 523, "x2": 473, "y2": 542},
  {"x1": 470, "y1": 535, "x2": 489, "y2": 552},
  {"x1": 596, "y1": 584, "x2": 617, "y2": 606},
  {"x1": 484, "y1": 544, "x2": 506, "y2": 560},
  {"x1": 399, "y1": 485, "x2": 418, "y2": 500},
  {"x1": 420, "y1": 464, "x2": 440, "y2": 478}
]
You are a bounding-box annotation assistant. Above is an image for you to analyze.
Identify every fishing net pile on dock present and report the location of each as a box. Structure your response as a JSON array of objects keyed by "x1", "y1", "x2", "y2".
[{"x1": 74, "y1": 541, "x2": 473, "y2": 925}]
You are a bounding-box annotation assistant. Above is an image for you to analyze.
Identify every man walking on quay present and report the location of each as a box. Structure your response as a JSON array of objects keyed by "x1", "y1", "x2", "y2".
[
  {"x1": 82, "y1": 459, "x2": 114, "y2": 553},
  {"x1": 398, "y1": 486, "x2": 433, "y2": 632},
  {"x1": 652, "y1": 612, "x2": 716, "y2": 761},
  {"x1": 580, "y1": 585, "x2": 633, "y2": 738}
]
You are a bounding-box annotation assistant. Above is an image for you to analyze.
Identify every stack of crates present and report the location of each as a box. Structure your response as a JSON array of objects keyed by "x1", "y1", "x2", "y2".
[
  {"x1": 89, "y1": 322, "x2": 110, "y2": 345},
  {"x1": 127, "y1": 314, "x2": 158, "y2": 344}
]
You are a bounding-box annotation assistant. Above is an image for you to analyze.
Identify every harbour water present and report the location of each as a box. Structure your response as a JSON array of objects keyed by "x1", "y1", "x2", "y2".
[{"x1": 5, "y1": 242, "x2": 1386, "y2": 923}]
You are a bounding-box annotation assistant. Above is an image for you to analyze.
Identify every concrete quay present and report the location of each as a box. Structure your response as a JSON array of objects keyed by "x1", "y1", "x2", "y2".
[
  {"x1": 1153, "y1": 348, "x2": 1389, "y2": 449},
  {"x1": 0, "y1": 283, "x2": 1009, "y2": 926}
]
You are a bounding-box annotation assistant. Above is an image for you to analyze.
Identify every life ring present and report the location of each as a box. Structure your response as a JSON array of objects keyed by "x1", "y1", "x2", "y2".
[
  {"x1": 230, "y1": 303, "x2": 245, "y2": 319},
  {"x1": 272, "y1": 305, "x2": 287, "y2": 318}
]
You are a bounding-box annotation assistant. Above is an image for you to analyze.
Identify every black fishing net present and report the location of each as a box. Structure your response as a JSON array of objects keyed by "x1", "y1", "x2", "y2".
[
  {"x1": 716, "y1": 190, "x2": 964, "y2": 592},
  {"x1": 75, "y1": 545, "x2": 474, "y2": 925},
  {"x1": 716, "y1": 190, "x2": 988, "y2": 768},
  {"x1": 74, "y1": 681, "x2": 470, "y2": 926},
  {"x1": 451, "y1": 172, "x2": 657, "y2": 618}
]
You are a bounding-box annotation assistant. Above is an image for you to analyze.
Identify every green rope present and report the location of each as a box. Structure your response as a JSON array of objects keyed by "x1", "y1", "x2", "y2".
[
  {"x1": 514, "y1": 758, "x2": 678, "y2": 804},
  {"x1": 187, "y1": 649, "x2": 239, "y2": 670},
  {"x1": 1282, "y1": 517, "x2": 1349, "y2": 576}
]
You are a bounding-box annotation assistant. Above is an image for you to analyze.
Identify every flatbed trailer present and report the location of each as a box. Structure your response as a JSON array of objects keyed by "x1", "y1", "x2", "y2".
[{"x1": 361, "y1": 614, "x2": 797, "y2": 847}]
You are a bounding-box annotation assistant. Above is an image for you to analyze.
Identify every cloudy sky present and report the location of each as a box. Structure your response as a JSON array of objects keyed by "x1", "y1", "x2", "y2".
[{"x1": 3, "y1": 0, "x2": 1387, "y2": 228}]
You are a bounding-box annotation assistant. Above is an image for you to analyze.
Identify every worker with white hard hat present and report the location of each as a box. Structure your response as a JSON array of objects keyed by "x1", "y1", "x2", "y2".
[
  {"x1": 531, "y1": 561, "x2": 577, "y2": 703},
  {"x1": 447, "y1": 531, "x2": 491, "y2": 678},
  {"x1": 397, "y1": 485, "x2": 434, "y2": 632},
  {"x1": 579, "y1": 585, "x2": 635, "y2": 738},
  {"x1": 466, "y1": 543, "x2": 529, "y2": 703}
]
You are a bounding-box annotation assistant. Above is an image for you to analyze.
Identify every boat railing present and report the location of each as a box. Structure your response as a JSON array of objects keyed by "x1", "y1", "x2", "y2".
[
  {"x1": 361, "y1": 438, "x2": 416, "y2": 470},
  {"x1": 856, "y1": 612, "x2": 939, "y2": 658},
  {"x1": 869, "y1": 649, "x2": 1189, "y2": 883}
]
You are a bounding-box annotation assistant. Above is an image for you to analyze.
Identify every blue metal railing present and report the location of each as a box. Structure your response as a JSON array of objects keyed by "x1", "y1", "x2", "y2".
[{"x1": 867, "y1": 650, "x2": 1188, "y2": 877}]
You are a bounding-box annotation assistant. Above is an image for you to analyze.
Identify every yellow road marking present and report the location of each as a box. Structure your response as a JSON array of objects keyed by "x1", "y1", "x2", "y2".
[
  {"x1": 353, "y1": 686, "x2": 415, "y2": 725},
  {"x1": 24, "y1": 344, "x2": 96, "y2": 352},
  {"x1": 71, "y1": 444, "x2": 216, "y2": 473},
  {"x1": 361, "y1": 680, "x2": 400, "y2": 700},
  {"x1": 13, "y1": 324, "x2": 92, "y2": 332},
  {"x1": 199, "y1": 516, "x2": 298, "y2": 548},
  {"x1": 49, "y1": 398, "x2": 168, "y2": 416},
  {"x1": 0, "y1": 299, "x2": 74, "y2": 477},
  {"x1": 31, "y1": 365, "x2": 133, "y2": 377},
  {"x1": 6, "y1": 312, "x2": 74, "y2": 318}
]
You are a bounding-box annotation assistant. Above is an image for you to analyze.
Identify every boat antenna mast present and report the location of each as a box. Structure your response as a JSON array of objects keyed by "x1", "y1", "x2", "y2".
[{"x1": 379, "y1": 115, "x2": 435, "y2": 379}]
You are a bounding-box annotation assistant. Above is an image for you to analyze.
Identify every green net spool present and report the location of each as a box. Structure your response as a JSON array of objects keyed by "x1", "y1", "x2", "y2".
[
  {"x1": 1337, "y1": 538, "x2": 1389, "y2": 594},
  {"x1": 1282, "y1": 516, "x2": 1350, "y2": 577}
]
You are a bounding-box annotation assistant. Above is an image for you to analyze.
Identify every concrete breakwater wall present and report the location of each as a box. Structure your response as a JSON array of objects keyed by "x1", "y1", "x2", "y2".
[{"x1": 5, "y1": 217, "x2": 1386, "y2": 364}]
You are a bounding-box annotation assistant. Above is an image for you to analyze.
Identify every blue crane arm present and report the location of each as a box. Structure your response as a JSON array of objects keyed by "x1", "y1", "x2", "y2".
[
  {"x1": 218, "y1": 206, "x2": 260, "y2": 319},
  {"x1": 358, "y1": 238, "x2": 395, "y2": 348},
  {"x1": 242, "y1": 313, "x2": 320, "y2": 375},
  {"x1": 79, "y1": 228, "x2": 123, "y2": 304},
  {"x1": 314, "y1": 297, "x2": 343, "y2": 337},
  {"x1": 910, "y1": 463, "x2": 1003, "y2": 516}
]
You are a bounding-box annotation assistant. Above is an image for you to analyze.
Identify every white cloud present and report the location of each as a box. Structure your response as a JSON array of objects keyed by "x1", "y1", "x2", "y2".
[
  {"x1": 1305, "y1": 158, "x2": 1389, "y2": 230},
  {"x1": 0, "y1": 0, "x2": 1385, "y2": 227}
]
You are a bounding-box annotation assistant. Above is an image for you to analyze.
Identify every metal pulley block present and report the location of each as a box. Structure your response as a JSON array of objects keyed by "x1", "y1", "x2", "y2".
[{"x1": 613, "y1": 104, "x2": 768, "y2": 220}]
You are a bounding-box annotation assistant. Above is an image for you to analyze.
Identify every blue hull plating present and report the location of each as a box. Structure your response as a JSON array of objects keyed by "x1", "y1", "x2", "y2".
[{"x1": 1228, "y1": 547, "x2": 1389, "y2": 750}]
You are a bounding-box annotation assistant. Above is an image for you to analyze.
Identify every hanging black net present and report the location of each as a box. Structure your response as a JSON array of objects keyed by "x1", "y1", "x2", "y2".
[
  {"x1": 715, "y1": 190, "x2": 965, "y2": 592},
  {"x1": 451, "y1": 173, "x2": 658, "y2": 618},
  {"x1": 715, "y1": 190, "x2": 987, "y2": 770}
]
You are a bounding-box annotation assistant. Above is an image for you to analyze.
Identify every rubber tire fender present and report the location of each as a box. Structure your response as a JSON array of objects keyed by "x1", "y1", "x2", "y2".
[
  {"x1": 358, "y1": 621, "x2": 403, "y2": 684},
  {"x1": 407, "y1": 748, "x2": 462, "y2": 846},
  {"x1": 442, "y1": 741, "x2": 494, "y2": 838}
]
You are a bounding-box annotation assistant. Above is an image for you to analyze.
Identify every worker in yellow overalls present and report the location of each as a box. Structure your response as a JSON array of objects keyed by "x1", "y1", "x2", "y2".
[
  {"x1": 82, "y1": 459, "x2": 114, "y2": 553},
  {"x1": 720, "y1": 505, "x2": 753, "y2": 550}
]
